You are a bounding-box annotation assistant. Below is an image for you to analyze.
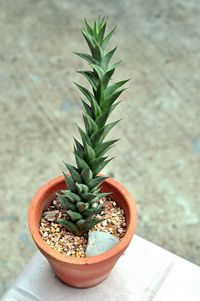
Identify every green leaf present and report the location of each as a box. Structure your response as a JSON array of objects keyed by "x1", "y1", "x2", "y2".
[
  {"x1": 74, "y1": 82, "x2": 94, "y2": 103},
  {"x1": 82, "y1": 207, "x2": 102, "y2": 218},
  {"x1": 90, "y1": 64, "x2": 104, "y2": 79},
  {"x1": 92, "y1": 44, "x2": 102, "y2": 61},
  {"x1": 82, "y1": 192, "x2": 97, "y2": 201},
  {"x1": 78, "y1": 70, "x2": 97, "y2": 90},
  {"x1": 56, "y1": 194, "x2": 76, "y2": 211},
  {"x1": 64, "y1": 163, "x2": 82, "y2": 183},
  {"x1": 79, "y1": 218, "x2": 101, "y2": 232},
  {"x1": 81, "y1": 29, "x2": 96, "y2": 53},
  {"x1": 102, "y1": 89, "x2": 126, "y2": 110},
  {"x1": 89, "y1": 192, "x2": 112, "y2": 205},
  {"x1": 83, "y1": 113, "x2": 98, "y2": 136},
  {"x1": 95, "y1": 80, "x2": 104, "y2": 105},
  {"x1": 73, "y1": 138, "x2": 85, "y2": 159},
  {"x1": 83, "y1": 141, "x2": 96, "y2": 162},
  {"x1": 58, "y1": 219, "x2": 81, "y2": 236},
  {"x1": 75, "y1": 154, "x2": 90, "y2": 171},
  {"x1": 76, "y1": 202, "x2": 89, "y2": 212},
  {"x1": 62, "y1": 190, "x2": 82, "y2": 203},
  {"x1": 105, "y1": 80, "x2": 129, "y2": 97},
  {"x1": 74, "y1": 52, "x2": 98, "y2": 65},
  {"x1": 75, "y1": 183, "x2": 89, "y2": 194},
  {"x1": 101, "y1": 25, "x2": 117, "y2": 50},
  {"x1": 81, "y1": 99, "x2": 92, "y2": 117},
  {"x1": 95, "y1": 139, "x2": 119, "y2": 157},
  {"x1": 102, "y1": 62, "x2": 120, "y2": 88},
  {"x1": 101, "y1": 46, "x2": 117, "y2": 70},
  {"x1": 95, "y1": 109, "x2": 110, "y2": 128},
  {"x1": 87, "y1": 176, "x2": 107, "y2": 188},
  {"x1": 63, "y1": 173, "x2": 76, "y2": 192},
  {"x1": 76, "y1": 219, "x2": 88, "y2": 231},
  {"x1": 98, "y1": 20, "x2": 106, "y2": 42},
  {"x1": 101, "y1": 120, "x2": 121, "y2": 141},
  {"x1": 77, "y1": 125, "x2": 93, "y2": 147},
  {"x1": 89, "y1": 95, "x2": 102, "y2": 118},
  {"x1": 89, "y1": 156, "x2": 107, "y2": 173},
  {"x1": 93, "y1": 157, "x2": 113, "y2": 176},
  {"x1": 67, "y1": 210, "x2": 83, "y2": 221},
  {"x1": 91, "y1": 120, "x2": 120, "y2": 145},
  {"x1": 81, "y1": 167, "x2": 93, "y2": 184},
  {"x1": 84, "y1": 19, "x2": 94, "y2": 36}
]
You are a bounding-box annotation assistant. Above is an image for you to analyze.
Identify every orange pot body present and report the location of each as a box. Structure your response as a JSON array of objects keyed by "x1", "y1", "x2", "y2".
[{"x1": 28, "y1": 175, "x2": 137, "y2": 288}]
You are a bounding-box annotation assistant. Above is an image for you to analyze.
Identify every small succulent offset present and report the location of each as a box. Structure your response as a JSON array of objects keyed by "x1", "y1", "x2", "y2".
[{"x1": 57, "y1": 17, "x2": 128, "y2": 236}]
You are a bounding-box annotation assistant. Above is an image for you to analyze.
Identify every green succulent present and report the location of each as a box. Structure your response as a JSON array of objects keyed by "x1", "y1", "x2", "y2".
[{"x1": 57, "y1": 17, "x2": 128, "y2": 236}]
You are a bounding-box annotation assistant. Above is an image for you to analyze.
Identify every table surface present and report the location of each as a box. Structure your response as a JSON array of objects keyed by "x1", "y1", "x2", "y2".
[{"x1": 1, "y1": 235, "x2": 200, "y2": 301}]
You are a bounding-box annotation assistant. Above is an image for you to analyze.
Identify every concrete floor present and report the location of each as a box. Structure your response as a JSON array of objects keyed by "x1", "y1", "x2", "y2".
[{"x1": 0, "y1": 0, "x2": 199, "y2": 296}]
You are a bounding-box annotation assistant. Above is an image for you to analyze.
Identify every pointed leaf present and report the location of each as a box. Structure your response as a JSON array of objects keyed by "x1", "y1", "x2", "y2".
[
  {"x1": 78, "y1": 70, "x2": 97, "y2": 89},
  {"x1": 82, "y1": 192, "x2": 97, "y2": 201},
  {"x1": 62, "y1": 190, "x2": 82, "y2": 203},
  {"x1": 93, "y1": 158, "x2": 114, "y2": 176},
  {"x1": 101, "y1": 46, "x2": 117, "y2": 70},
  {"x1": 75, "y1": 183, "x2": 89, "y2": 194},
  {"x1": 103, "y1": 60, "x2": 121, "y2": 86},
  {"x1": 89, "y1": 192, "x2": 112, "y2": 205},
  {"x1": 102, "y1": 89, "x2": 126, "y2": 111},
  {"x1": 81, "y1": 29, "x2": 96, "y2": 53},
  {"x1": 84, "y1": 19, "x2": 94, "y2": 36},
  {"x1": 83, "y1": 113, "x2": 99, "y2": 136},
  {"x1": 74, "y1": 52, "x2": 98, "y2": 65},
  {"x1": 95, "y1": 109, "x2": 110, "y2": 128},
  {"x1": 83, "y1": 141, "x2": 96, "y2": 162},
  {"x1": 75, "y1": 154, "x2": 90, "y2": 171},
  {"x1": 105, "y1": 80, "x2": 129, "y2": 97},
  {"x1": 76, "y1": 202, "x2": 89, "y2": 212},
  {"x1": 64, "y1": 163, "x2": 82, "y2": 183},
  {"x1": 63, "y1": 173, "x2": 76, "y2": 192},
  {"x1": 79, "y1": 218, "x2": 101, "y2": 232},
  {"x1": 81, "y1": 99, "x2": 92, "y2": 116},
  {"x1": 77, "y1": 125, "x2": 93, "y2": 147},
  {"x1": 73, "y1": 138, "x2": 85, "y2": 159},
  {"x1": 82, "y1": 207, "x2": 102, "y2": 218},
  {"x1": 81, "y1": 167, "x2": 93, "y2": 184},
  {"x1": 101, "y1": 25, "x2": 117, "y2": 50},
  {"x1": 89, "y1": 156, "x2": 107, "y2": 173},
  {"x1": 90, "y1": 64, "x2": 104, "y2": 78},
  {"x1": 74, "y1": 82, "x2": 94, "y2": 103},
  {"x1": 92, "y1": 44, "x2": 102, "y2": 61},
  {"x1": 95, "y1": 139, "x2": 119, "y2": 157},
  {"x1": 87, "y1": 176, "x2": 107, "y2": 189},
  {"x1": 67, "y1": 210, "x2": 83, "y2": 222},
  {"x1": 98, "y1": 21, "x2": 106, "y2": 42},
  {"x1": 58, "y1": 219, "x2": 81, "y2": 236},
  {"x1": 56, "y1": 194, "x2": 76, "y2": 211}
]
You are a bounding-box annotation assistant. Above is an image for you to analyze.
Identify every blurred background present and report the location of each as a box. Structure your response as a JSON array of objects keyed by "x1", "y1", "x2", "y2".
[{"x1": 0, "y1": 0, "x2": 199, "y2": 296}]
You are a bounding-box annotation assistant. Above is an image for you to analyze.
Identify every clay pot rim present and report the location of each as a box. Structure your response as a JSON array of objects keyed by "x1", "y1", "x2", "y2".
[{"x1": 28, "y1": 175, "x2": 137, "y2": 265}]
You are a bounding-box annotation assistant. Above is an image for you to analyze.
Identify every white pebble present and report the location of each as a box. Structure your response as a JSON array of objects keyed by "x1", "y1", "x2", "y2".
[
  {"x1": 102, "y1": 220, "x2": 107, "y2": 227},
  {"x1": 118, "y1": 228, "x2": 123, "y2": 234}
]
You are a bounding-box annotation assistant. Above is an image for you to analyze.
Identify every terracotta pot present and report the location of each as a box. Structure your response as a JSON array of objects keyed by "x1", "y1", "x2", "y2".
[{"x1": 28, "y1": 175, "x2": 137, "y2": 288}]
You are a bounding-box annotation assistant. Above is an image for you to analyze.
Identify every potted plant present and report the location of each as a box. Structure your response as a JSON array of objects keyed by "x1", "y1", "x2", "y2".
[{"x1": 28, "y1": 17, "x2": 137, "y2": 288}]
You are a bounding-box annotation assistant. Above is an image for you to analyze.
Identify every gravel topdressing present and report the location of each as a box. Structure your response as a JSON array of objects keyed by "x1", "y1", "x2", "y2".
[{"x1": 40, "y1": 197, "x2": 127, "y2": 258}]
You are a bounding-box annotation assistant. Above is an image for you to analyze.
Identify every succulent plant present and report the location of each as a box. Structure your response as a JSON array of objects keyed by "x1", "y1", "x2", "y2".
[{"x1": 57, "y1": 17, "x2": 128, "y2": 236}]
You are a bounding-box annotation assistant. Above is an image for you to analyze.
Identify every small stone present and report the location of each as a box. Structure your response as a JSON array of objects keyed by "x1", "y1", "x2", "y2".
[
  {"x1": 118, "y1": 228, "x2": 123, "y2": 234},
  {"x1": 43, "y1": 210, "x2": 59, "y2": 221},
  {"x1": 86, "y1": 231, "x2": 119, "y2": 257},
  {"x1": 101, "y1": 220, "x2": 107, "y2": 227}
]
